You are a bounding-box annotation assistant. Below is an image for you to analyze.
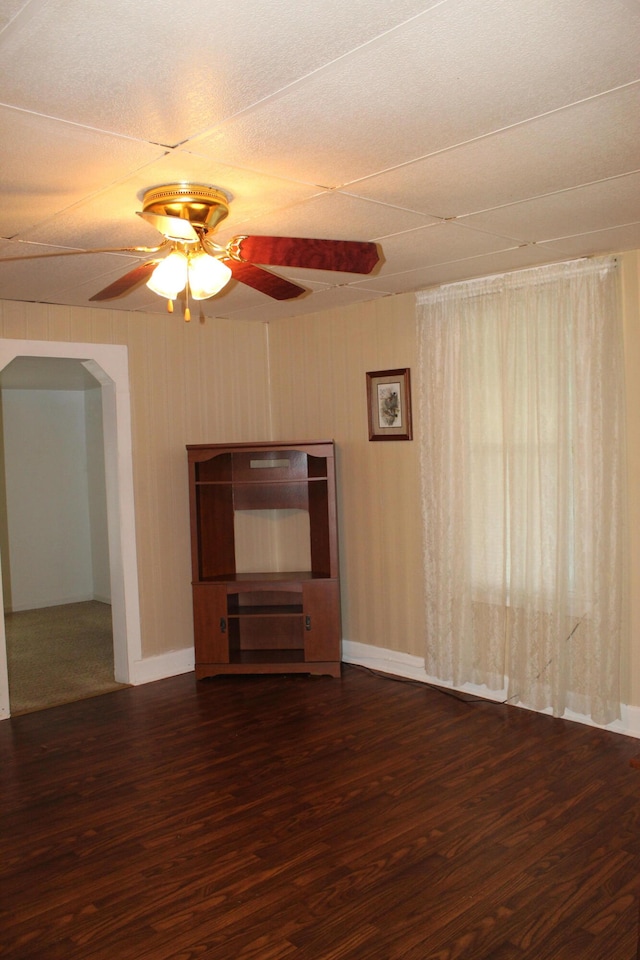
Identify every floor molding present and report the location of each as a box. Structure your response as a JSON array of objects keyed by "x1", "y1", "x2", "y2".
[
  {"x1": 342, "y1": 638, "x2": 640, "y2": 741},
  {"x1": 131, "y1": 647, "x2": 195, "y2": 686}
]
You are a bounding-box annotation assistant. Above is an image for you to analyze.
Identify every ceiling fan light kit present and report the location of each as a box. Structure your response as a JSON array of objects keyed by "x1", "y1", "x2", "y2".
[
  {"x1": 145, "y1": 247, "x2": 233, "y2": 303},
  {"x1": 3, "y1": 182, "x2": 381, "y2": 320},
  {"x1": 146, "y1": 250, "x2": 189, "y2": 300},
  {"x1": 187, "y1": 252, "x2": 232, "y2": 300}
]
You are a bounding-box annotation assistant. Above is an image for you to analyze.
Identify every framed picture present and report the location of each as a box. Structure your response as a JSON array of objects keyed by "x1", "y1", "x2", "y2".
[{"x1": 366, "y1": 368, "x2": 413, "y2": 441}]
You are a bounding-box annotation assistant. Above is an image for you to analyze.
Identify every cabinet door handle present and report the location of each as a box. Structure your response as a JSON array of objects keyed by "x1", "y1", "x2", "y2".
[
  {"x1": 220, "y1": 617, "x2": 227, "y2": 634},
  {"x1": 305, "y1": 615, "x2": 311, "y2": 631}
]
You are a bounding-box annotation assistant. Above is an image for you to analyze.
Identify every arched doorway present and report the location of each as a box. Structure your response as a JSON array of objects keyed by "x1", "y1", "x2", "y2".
[{"x1": 0, "y1": 340, "x2": 141, "y2": 719}]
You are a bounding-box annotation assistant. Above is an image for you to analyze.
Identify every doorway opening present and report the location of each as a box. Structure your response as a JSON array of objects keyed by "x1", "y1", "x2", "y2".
[{"x1": 0, "y1": 340, "x2": 141, "y2": 719}]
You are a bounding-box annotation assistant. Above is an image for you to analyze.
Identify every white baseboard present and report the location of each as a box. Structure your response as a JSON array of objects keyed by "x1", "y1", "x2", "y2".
[
  {"x1": 5, "y1": 627, "x2": 635, "y2": 742},
  {"x1": 342, "y1": 639, "x2": 640, "y2": 741},
  {"x1": 342, "y1": 639, "x2": 427, "y2": 682},
  {"x1": 623, "y1": 704, "x2": 640, "y2": 739},
  {"x1": 6, "y1": 594, "x2": 96, "y2": 613},
  {"x1": 131, "y1": 647, "x2": 194, "y2": 685}
]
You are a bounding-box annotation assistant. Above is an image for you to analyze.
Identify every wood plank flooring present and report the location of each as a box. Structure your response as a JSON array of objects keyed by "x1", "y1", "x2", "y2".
[{"x1": 1, "y1": 665, "x2": 639, "y2": 959}]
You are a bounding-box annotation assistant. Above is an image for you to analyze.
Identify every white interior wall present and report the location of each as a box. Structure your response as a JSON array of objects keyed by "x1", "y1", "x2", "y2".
[
  {"x1": 1, "y1": 386, "x2": 106, "y2": 611},
  {"x1": 85, "y1": 384, "x2": 110, "y2": 602}
]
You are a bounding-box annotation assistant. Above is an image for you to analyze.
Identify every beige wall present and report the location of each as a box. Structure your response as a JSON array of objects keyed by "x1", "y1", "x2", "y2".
[
  {"x1": 621, "y1": 251, "x2": 640, "y2": 708},
  {"x1": 0, "y1": 249, "x2": 638, "y2": 707}
]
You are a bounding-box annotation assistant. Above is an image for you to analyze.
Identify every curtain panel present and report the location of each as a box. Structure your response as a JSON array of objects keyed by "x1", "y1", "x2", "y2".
[{"x1": 416, "y1": 258, "x2": 628, "y2": 724}]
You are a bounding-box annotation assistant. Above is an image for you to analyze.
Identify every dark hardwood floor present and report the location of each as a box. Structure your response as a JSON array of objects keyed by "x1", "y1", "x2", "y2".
[{"x1": 1, "y1": 665, "x2": 639, "y2": 960}]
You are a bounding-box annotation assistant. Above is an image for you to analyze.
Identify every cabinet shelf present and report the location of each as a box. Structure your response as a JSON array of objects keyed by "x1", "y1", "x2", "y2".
[
  {"x1": 229, "y1": 648, "x2": 305, "y2": 664},
  {"x1": 198, "y1": 571, "x2": 330, "y2": 585},
  {"x1": 194, "y1": 477, "x2": 328, "y2": 485},
  {"x1": 229, "y1": 605, "x2": 304, "y2": 617},
  {"x1": 187, "y1": 441, "x2": 341, "y2": 678}
]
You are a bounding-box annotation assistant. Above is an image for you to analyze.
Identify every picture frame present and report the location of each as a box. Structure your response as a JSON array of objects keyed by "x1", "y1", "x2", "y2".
[{"x1": 366, "y1": 368, "x2": 413, "y2": 441}]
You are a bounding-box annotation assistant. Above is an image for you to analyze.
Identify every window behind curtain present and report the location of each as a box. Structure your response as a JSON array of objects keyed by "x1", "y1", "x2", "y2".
[{"x1": 416, "y1": 257, "x2": 627, "y2": 724}]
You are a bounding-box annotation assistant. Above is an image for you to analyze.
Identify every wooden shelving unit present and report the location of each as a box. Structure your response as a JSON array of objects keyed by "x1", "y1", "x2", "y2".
[{"x1": 187, "y1": 440, "x2": 341, "y2": 678}]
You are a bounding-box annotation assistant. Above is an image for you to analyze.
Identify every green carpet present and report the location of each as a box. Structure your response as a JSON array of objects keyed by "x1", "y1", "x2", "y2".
[{"x1": 5, "y1": 600, "x2": 129, "y2": 716}]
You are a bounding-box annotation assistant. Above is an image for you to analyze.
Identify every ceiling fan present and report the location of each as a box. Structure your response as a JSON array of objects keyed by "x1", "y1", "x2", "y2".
[{"x1": 1, "y1": 183, "x2": 381, "y2": 320}]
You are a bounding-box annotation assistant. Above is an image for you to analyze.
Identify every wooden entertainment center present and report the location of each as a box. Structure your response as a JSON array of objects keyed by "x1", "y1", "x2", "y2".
[{"x1": 187, "y1": 440, "x2": 341, "y2": 678}]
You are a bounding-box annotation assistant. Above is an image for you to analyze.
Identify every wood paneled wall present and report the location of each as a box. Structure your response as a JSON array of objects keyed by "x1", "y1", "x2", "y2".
[
  {"x1": 1, "y1": 250, "x2": 639, "y2": 710},
  {"x1": 267, "y1": 293, "x2": 426, "y2": 658},
  {"x1": 0, "y1": 301, "x2": 272, "y2": 660},
  {"x1": 270, "y1": 257, "x2": 640, "y2": 711}
]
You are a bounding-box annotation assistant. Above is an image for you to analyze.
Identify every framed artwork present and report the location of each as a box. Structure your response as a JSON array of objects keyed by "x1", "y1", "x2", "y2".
[{"x1": 366, "y1": 368, "x2": 413, "y2": 441}]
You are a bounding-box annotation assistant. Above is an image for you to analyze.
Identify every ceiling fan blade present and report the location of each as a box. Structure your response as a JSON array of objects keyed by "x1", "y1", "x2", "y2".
[
  {"x1": 0, "y1": 242, "x2": 170, "y2": 263},
  {"x1": 137, "y1": 210, "x2": 199, "y2": 243},
  {"x1": 231, "y1": 236, "x2": 380, "y2": 274},
  {"x1": 89, "y1": 260, "x2": 159, "y2": 301},
  {"x1": 223, "y1": 259, "x2": 306, "y2": 300}
]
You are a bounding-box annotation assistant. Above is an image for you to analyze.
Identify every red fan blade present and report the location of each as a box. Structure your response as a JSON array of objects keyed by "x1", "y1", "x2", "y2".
[
  {"x1": 223, "y1": 259, "x2": 306, "y2": 301},
  {"x1": 232, "y1": 236, "x2": 380, "y2": 274},
  {"x1": 89, "y1": 260, "x2": 159, "y2": 301}
]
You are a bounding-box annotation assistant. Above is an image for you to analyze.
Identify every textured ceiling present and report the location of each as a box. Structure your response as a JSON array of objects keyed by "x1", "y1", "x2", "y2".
[{"x1": 0, "y1": 0, "x2": 638, "y2": 323}]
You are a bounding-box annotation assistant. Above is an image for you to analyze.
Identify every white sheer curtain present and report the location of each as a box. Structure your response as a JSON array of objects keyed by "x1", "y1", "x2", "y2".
[{"x1": 416, "y1": 257, "x2": 628, "y2": 724}]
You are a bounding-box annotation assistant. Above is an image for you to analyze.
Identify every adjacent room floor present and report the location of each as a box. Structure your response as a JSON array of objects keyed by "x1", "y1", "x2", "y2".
[{"x1": 5, "y1": 600, "x2": 127, "y2": 715}]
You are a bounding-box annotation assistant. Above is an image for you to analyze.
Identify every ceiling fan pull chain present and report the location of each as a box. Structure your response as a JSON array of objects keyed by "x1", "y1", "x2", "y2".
[
  {"x1": 167, "y1": 299, "x2": 174, "y2": 313},
  {"x1": 184, "y1": 276, "x2": 192, "y2": 322}
]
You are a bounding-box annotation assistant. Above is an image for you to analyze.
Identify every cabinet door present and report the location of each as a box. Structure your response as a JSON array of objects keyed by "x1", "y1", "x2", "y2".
[
  {"x1": 303, "y1": 580, "x2": 341, "y2": 662},
  {"x1": 192, "y1": 583, "x2": 229, "y2": 663}
]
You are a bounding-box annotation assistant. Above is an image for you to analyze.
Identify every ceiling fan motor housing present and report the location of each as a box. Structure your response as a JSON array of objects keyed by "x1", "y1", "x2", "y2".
[{"x1": 141, "y1": 183, "x2": 231, "y2": 232}]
